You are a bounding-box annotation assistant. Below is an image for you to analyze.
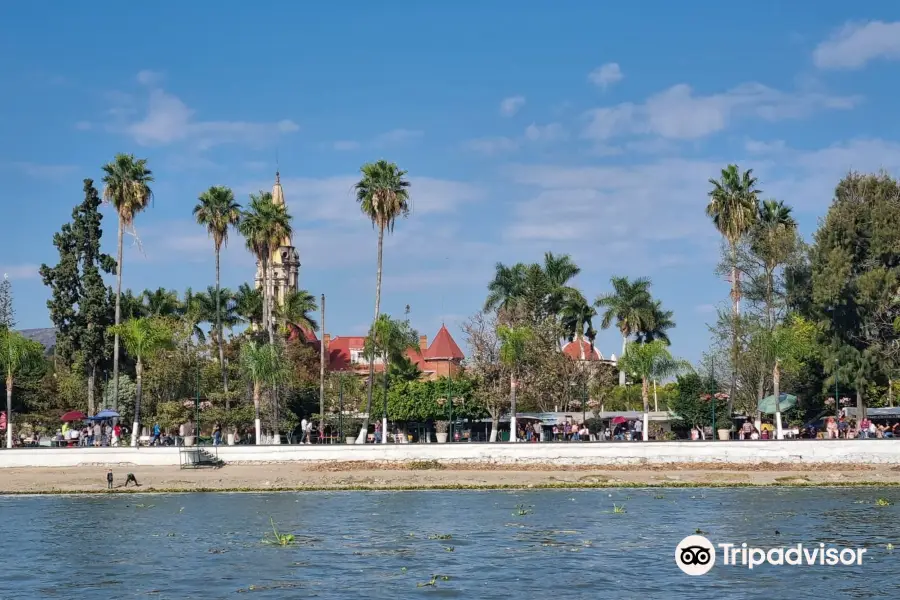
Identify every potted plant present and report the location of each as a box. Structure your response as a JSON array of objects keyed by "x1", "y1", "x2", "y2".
[{"x1": 435, "y1": 420, "x2": 450, "y2": 443}]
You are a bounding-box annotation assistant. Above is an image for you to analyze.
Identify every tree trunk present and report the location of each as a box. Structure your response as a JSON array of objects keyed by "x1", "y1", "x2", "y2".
[
  {"x1": 5, "y1": 376, "x2": 12, "y2": 449},
  {"x1": 890, "y1": 378, "x2": 894, "y2": 408},
  {"x1": 215, "y1": 245, "x2": 228, "y2": 396},
  {"x1": 755, "y1": 371, "x2": 764, "y2": 434},
  {"x1": 319, "y1": 294, "x2": 326, "y2": 438},
  {"x1": 112, "y1": 215, "x2": 124, "y2": 413},
  {"x1": 726, "y1": 243, "x2": 739, "y2": 421},
  {"x1": 358, "y1": 224, "x2": 385, "y2": 444},
  {"x1": 272, "y1": 382, "x2": 279, "y2": 443},
  {"x1": 773, "y1": 360, "x2": 783, "y2": 440},
  {"x1": 510, "y1": 373, "x2": 518, "y2": 443},
  {"x1": 857, "y1": 389, "x2": 865, "y2": 423},
  {"x1": 618, "y1": 334, "x2": 627, "y2": 386},
  {"x1": 253, "y1": 380, "x2": 261, "y2": 444},
  {"x1": 641, "y1": 376, "x2": 649, "y2": 441},
  {"x1": 87, "y1": 364, "x2": 96, "y2": 416},
  {"x1": 265, "y1": 254, "x2": 275, "y2": 345},
  {"x1": 130, "y1": 356, "x2": 143, "y2": 447},
  {"x1": 653, "y1": 379, "x2": 659, "y2": 412},
  {"x1": 489, "y1": 414, "x2": 499, "y2": 442},
  {"x1": 579, "y1": 328, "x2": 585, "y2": 361}
]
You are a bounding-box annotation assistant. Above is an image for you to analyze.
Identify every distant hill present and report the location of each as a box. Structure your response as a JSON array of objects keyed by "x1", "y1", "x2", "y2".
[{"x1": 18, "y1": 328, "x2": 57, "y2": 352}]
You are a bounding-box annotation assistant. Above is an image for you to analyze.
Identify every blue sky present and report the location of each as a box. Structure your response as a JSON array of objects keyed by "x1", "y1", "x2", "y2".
[{"x1": 2, "y1": 2, "x2": 900, "y2": 363}]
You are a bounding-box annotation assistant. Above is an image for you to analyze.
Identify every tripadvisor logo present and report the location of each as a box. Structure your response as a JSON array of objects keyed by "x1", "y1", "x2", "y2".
[{"x1": 675, "y1": 535, "x2": 868, "y2": 575}]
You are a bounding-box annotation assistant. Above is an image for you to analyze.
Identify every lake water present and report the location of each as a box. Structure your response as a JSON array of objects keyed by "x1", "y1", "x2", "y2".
[{"x1": 1, "y1": 488, "x2": 897, "y2": 598}]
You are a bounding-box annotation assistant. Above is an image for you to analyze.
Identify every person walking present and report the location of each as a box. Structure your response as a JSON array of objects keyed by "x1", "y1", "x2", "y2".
[
  {"x1": 106, "y1": 469, "x2": 113, "y2": 490},
  {"x1": 213, "y1": 423, "x2": 222, "y2": 446}
]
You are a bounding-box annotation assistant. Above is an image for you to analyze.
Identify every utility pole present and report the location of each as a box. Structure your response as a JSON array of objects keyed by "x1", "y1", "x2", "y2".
[{"x1": 319, "y1": 294, "x2": 325, "y2": 441}]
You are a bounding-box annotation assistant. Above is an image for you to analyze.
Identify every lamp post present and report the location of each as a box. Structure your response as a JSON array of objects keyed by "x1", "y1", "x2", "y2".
[
  {"x1": 447, "y1": 371, "x2": 453, "y2": 442},
  {"x1": 709, "y1": 358, "x2": 715, "y2": 441},
  {"x1": 195, "y1": 360, "x2": 200, "y2": 445},
  {"x1": 339, "y1": 375, "x2": 344, "y2": 443},
  {"x1": 582, "y1": 378, "x2": 587, "y2": 427},
  {"x1": 834, "y1": 358, "x2": 839, "y2": 418},
  {"x1": 381, "y1": 366, "x2": 388, "y2": 444}
]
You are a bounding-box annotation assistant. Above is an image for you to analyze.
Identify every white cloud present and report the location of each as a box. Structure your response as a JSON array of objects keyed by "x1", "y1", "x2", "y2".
[
  {"x1": 813, "y1": 21, "x2": 900, "y2": 69},
  {"x1": 745, "y1": 139, "x2": 786, "y2": 154},
  {"x1": 588, "y1": 62, "x2": 623, "y2": 89},
  {"x1": 136, "y1": 69, "x2": 165, "y2": 86},
  {"x1": 8, "y1": 162, "x2": 78, "y2": 179},
  {"x1": 107, "y1": 75, "x2": 299, "y2": 150},
  {"x1": 524, "y1": 122, "x2": 567, "y2": 142},
  {"x1": 583, "y1": 82, "x2": 859, "y2": 141},
  {"x1": 500, "y1": 95, "x2": 526, "y2": 117},
  {"x1": 333, "y1": 140, "x2": 361, "y2": 151},
  {"x1": 464, "y1": 136, "x2": 520, "y2": 156},
  {"x1": 1, "y1": 264, "x2": 40, "y2": 280}
]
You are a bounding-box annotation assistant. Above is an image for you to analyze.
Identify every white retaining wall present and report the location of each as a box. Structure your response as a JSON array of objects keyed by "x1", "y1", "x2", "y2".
[{"x1": 0, "y1": 440, "x2": 898, "y2": 468}]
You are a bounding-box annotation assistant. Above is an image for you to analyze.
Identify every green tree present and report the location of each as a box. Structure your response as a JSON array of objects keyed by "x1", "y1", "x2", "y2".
[
  {"x1": 239, "y1": 192, "x2": 292, "y2": 344},
  {"x1": 0, "y1": 329, "x2": 44, "y2": 448},
  {"x1": 635, "y1": 300, "x2": 676, "y2": 345},
  {"x1": 498, "y1": 324, "x2": 532, "y2": 442},
  {"x1": 363, "y1": 314, "x2": 419, "y2": 442},
  {"x1": 109, "y1": 317, "x2": 173, "y2": 446},
  {"x1": 618, "y1": 340, "x2": 691, "y2": 440},
  {"x1": 240, "y1": 340, "x2": 283, "y2": 444},
  {"x1": 142, "y1": 287, "x2": 181, "y2": 317},
  {"x1": 194, "y1": 185, "x2": 242, "y2": 394},
  {"x1": 560, "y1": 288, "x2": 596, "y2": 359},
  {"x1": 354, "y1": 160, "x2": 411, "y2": 443},
  {"x1": 234, "y1": 283, "x2": 263, "y2": 327},
  {"x1": 0, "y1": 274, "x2": 14, "y2": 329},
  {"x1": 277, "y1": 289, "x2": 319, "y2": 336},
  {"x1": 102, "y1": 154, "x2": 154, "y2": 414},
  {"x1": 595, "y1": 275, "x2": 654, "y2": 383}
]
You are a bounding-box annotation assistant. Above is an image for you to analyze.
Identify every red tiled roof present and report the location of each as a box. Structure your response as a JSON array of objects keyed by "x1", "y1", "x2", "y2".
[
  {"x1": 561, "y1": 339, "x2": 604, "y2": 361},
  {"x1": 424, "y1": 325, "x2": 464, "y2": 361}
]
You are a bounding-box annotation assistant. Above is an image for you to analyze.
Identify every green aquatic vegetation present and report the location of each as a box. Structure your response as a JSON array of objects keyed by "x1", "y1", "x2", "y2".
[
  {"x1": 443, "y1": 546, "x2": 455, "y2": 552},
  {"x1": 654, "y1": 494, "x2": 665, "y2": 499},
  {"x1": 613, "y1": 504, "x2": 626, "y2": 514},
  {"x1": 417, "y1": 575, "x2": 451, "y2": 588},
  {"x1": 875, "y1": 498, "x2": 893, "y2": 507},
  {"x1": 886, "y1": 543, "x2": 895, "y2": 551},
  {"x1": 428, "y1": 533, "x2": 452, "y2": 540},
  {"x1": 262, "y1": 518, "x2": 296, "y2": 546},
  {"x1": 695, "y1": 528, "x2": 708, "y2": 535},
  {"x1": 513, "y1": 504, "x2": 533, "y2": 516}
]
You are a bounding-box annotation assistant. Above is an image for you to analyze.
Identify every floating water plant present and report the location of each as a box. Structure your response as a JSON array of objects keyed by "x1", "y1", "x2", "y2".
[
  {"x1": 428, "y1": 533, "x2": 452, "y2": 540},
  {"x1": 513, "y1": 504, "x2": 533, "y2": 516},
  {"x1": 417, "y1": 575, "x2": 451, "y2": 588},
  {"x1": 654, "y1": 494, "x2": 665, "y2": 499},
  {"x1": 613, "y1": 504, "x2": 626, "y2": 514},
  {"x1": 886, "y1": 543, "x2": 894, "y2": 551},
  {"x1": 262, "y1": 518, "x2": 296, "y2": 546},
  {"x1": 875, "y1": 498, "x2": 893, "y2": 507},
  {"x1": 695, "y1": 528, "x2": 708, "y2": 535},
  {"x1": 443, "y1": 546, "x2": 455, "y2": 552}
]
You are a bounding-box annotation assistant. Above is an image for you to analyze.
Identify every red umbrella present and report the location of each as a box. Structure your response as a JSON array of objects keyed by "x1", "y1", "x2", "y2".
[
  {"x1": 611, "y1": 416, "x2": 628, "y2": 424},
  {"x1": 61, "y1": 410, "x2": 86, "y2": 422}
]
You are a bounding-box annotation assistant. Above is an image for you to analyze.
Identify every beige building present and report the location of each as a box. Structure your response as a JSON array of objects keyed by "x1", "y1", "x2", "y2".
[{"x1": 254, "y1": 172, "x2": 300, "y2": 308}]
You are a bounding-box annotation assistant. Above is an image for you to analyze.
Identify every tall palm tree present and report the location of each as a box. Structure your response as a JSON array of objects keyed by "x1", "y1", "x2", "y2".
[
  {"x1": 179, "y1": 287, "x2": 207, "y2": 343},
  {"x1": 498, "y1": 325, "x2": 532, "y2": 443},
  {"x1": 120, "y1": 289, "x2": 148, "y2": 320},
  {"x1": 0, "y1": 329, "x2": 43, "y2": 448},
  {"x1": 354, "y1": 160, "x2": 411, "y2": 443},
  {"x1": 363, "y1": 314, "x2": 419, "y2": 443},
  {"x1": 541, "y1": 251, "x2": 581, "y2": 316},
  {"x1": 239, "y1": 192, "x2": 292, "y2": 344},
  {"x1": 618, "y1": 340, "x2": 691, "y2": 440},
  {"x1": 485, "y1": 262, "x2": 527, "y2": 314},
  {"x1": 194, "y1": 185, "x2": 241, "y2": 393},
  {"x1": 240, "y1": 340, "x2": 282, "y2": 444},
  {"x1": 234, "y1": 283, "x2": 263, "y2": 327},
  {"x1": 753, "y1": 199, "x2": 797, "y2": 328},
  {"x1": 595, "y1": 276, "x2": 654, "y2": 384},
  {"x1": 142, "y1": 287, "x2": 180, "y2": 317},
  {"x1": 707, "y1": 164, "x2": 761, "y2": 317},
  {"x1": 277, "y1": 289, "x2": 319, "y2": 336},
  {"x1": 560, "y1": 289, "x2": 597, "y2": 360},
  {"x1": 635, "y1": 300, "x2": 676, "y2": 345},
  {"x1": 109, "y1": 317, "x2": 172, "y2": 446},
  {"x1": 102, "y1": 154, "x2": 154, "y2": 414}
]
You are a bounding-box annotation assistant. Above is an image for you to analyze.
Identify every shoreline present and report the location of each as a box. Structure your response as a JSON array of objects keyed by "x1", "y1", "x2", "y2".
[{"x1": 3, "y1": 461, "x2": 900, "y2": 494}]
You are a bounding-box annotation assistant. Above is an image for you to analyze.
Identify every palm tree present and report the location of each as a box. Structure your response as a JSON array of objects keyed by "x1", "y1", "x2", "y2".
[
  {"x1": 234, "y1": 283, "x2": 263, "y2": 327},
  {"x1": 542, "y1": 251, "x2": 581, "y2": 316},
  {"x1": 194, "y1": 185, "x2": 241, "y2": 393},
  {"x1": 277, "y1": 289, "x2": 319, "y2": 337},
  {"x1": 595, "y1": 276, "x2": 654, "y2": 384},
  {"x1": 363, "y1": 314, "x2": 420, "y2": 443},
  {"x1": 0, "y1": 329, "x2": 43, "y2": 448},
  {"x1": 354, "y1": 160, "x2": 411, "y2": 443},
  {"x1": 753, "y1": 199, "x2": 797, "y2": 328},
  {"x1": 179, "y1": 287, "x2": 207, "y2": 343},
  {"x1": 707, "y1": 164, "x2": 761, "y2": 317},
  {"x1": 109, "y1": 317, "x2": 172, "y2": 447},
  {"x1": 636, "y1": 300, "x2": 675, "y2": 345},
  {"x1": 498, "y1": 324, "x2": 532, "y2": 443},
  {"x1": 240, "y1": 341, "x2": 283, "y2": 444},
  {"x1": 120, "y1": 289, "x2": 147, "y2": 320},
  {"x1": 194, "y1": 287, "x2": 240, "y2": 336},
  {"x1": 618, "y1": 340, "x2": 691, "y2": 440},
  {"x1": 560, "y1": 289, "x2": 597, "y2": 360},
  {"x1": 102, "y1": 154, "x2": 154, "y2": 414},
  {"x1": 239, "y1": 192, "x2": 291, "y2": 344},
  {"x1": 142, "y1": 287, "x2": 180, "y2": 317}
]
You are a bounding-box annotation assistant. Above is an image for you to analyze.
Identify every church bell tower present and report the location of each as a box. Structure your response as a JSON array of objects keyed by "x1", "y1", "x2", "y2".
[{"x1": 254, "y1": 171, "x2": 300, "y2": 309}]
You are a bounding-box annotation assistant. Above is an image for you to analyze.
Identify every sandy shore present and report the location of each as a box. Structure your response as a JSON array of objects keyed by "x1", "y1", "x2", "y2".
[{"x1": 2, "y1": 461, "x2": 900, "y2": 493}]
